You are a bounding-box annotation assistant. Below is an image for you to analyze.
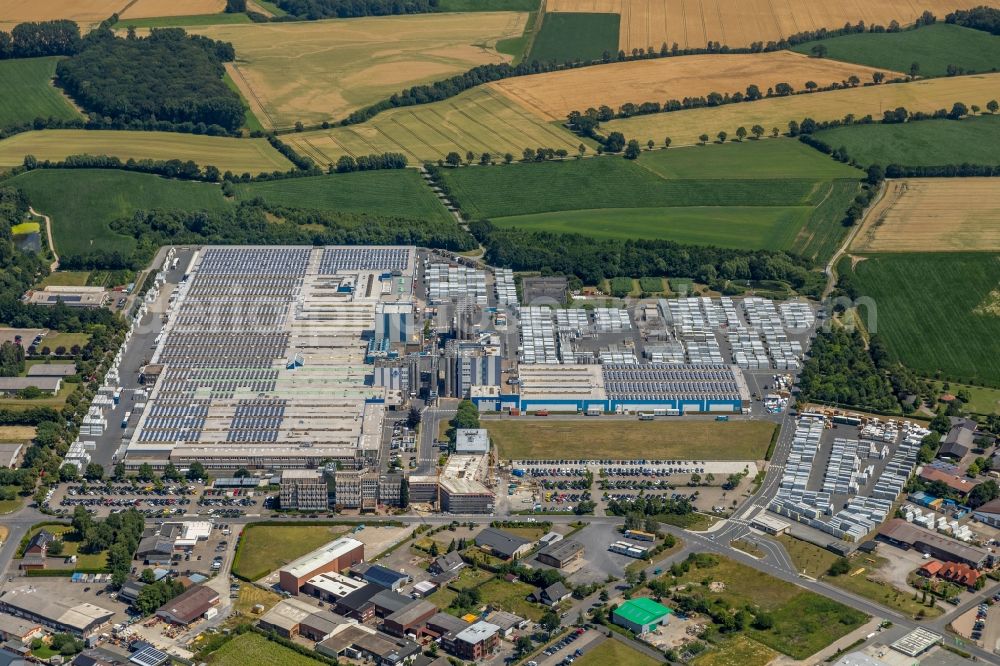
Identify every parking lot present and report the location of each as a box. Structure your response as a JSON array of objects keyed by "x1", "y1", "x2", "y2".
[{"x1": 45, "y1": 483, "x2": 196, "y2": 519}]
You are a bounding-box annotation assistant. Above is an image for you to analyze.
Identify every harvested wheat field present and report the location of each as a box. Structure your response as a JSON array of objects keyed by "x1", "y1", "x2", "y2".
[
  {"x1": 190, "y1": 13, "x2": 527, "y2": 130},
  {"x1": 546, "y1": 0, "x2": 1000, "y2": 51},
  {"x1": 491, "y1": 51, "x2": 897, "y2": 121},
  {"x1": 0, "y1": 130, "x2": 292, "y2": 173},
  {"x1": 0, "y1": 0, "x2": 130, "y2": 31},
  {"x1": 852, "y1": 179, "x2": 1000, "y2": 253},
  {"x1": 602, "y1": 73, "x2": 1000, "y2": 147},
  {"x1": 288, "y1": 86, "x2": 581, "y2": 166},
  {"x1": 118, "y1": 0, "x2": 226, "y2": 19}
]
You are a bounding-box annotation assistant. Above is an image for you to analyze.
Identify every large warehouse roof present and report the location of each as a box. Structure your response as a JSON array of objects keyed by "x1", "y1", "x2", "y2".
[
  {"x1": 0, "y1": 587, "x2": 114, "y2": 634},
  {"x1": 283, "y1": 537, "x2": 365, "y2": 579}
]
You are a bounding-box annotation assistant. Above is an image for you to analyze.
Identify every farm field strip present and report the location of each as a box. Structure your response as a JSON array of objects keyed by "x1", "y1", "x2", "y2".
[
  {"x1": 852, "y1": 178, "x2": 1000, "y2": 252},
  {"x1": 490, "y1": 51, "x2": 897, "y2": 120},
  {"x1": 189, "y1": 13, "x2": 527, "y2": 130},
  {"x1": 0, "y1": 0, "x2": 130, "y2": 31},
  {"x1": 0, "y1": 130, "x2": 293, "y2": 173},
  {"x1": 601, "y1": 73, "x2": 1000, "y2": 147},
  {"x1": 492, "y1": 204, "x2": 813, "y2": 247},
  {"x1": 810, "y1": 114, "x2": 1000, "y2": 167},
  {"x1": 544, "y1": 0, "x2": 1000, "y2": 51},
  {"x1": 118, "y1": 0, "x2": 226, "y2": 18},
  {"x1": 288, "y1": 86, "x2": 581, "y2": 165}
]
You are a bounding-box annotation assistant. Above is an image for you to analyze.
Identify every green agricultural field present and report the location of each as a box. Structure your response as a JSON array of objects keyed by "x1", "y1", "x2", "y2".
[
  {"x1": 442, "y1": 141, "x2": 862, "y2": 259},
  {"x1": 844, "y1": 253, "x2": 1000, "y2": 387},
  {"x1": 487, "y1": 419, "x2": 776, "y2": 460},
  {"x1": 528, "y1": 12, "x2": 619, "y2": 64},
  {"x1": 207, "y1": 633, "x2": 326, "y2": 666},
  {"x1": 233, "y1": 170, "x2": 453, "y2": 223},
  {"x1": 5, "y1": 170, "x2": 228, "y2": 259},
  {"x1": 232, "y1": 524, "x2": 351, "y2": 581},
  {"x1": 223, "y1": 72, "x2": 265, "y2": 133},
  {"x1": 441, "y1": 159, "x2": 826, "y2": 218},
  {"x1": 636, "y1": 140, "x2": 862, "y2": 180},
  {"x1": 810, "y1": 115, "x2": 1000, "y2": 167},
  {"x1": 438, "y1": 0, "x2": 539, "y2": 10},
  {"x1": 667, "y1": 555, "x2": 867, "y2": 659},
  {"x1": 792, "y1": 24, "x2": 1000, "y2": 78},
  {"x1": 115, "y1": 12, "x2": 251, "y2": 28},
  {"x1": 492, "y1": 205, "x2": 813, "y2": 249},
  {"x1": 0, "y1": 57, "x2": 81, "y2": 128}
]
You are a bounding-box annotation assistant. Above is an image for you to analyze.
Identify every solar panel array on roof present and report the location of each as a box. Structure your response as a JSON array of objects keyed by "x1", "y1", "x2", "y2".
[
  {"x1": 602, "y1": 364, "x2": 740, "y2": 400},
  {"x1": 198, "y1": 247, "x2": 311, "y2": 275},
  {"x1": 320, "y1": 247, "x2": 410, "y2": 274},
  {"x1": 130, "y1": 645, "x2": 170, "y2": 666}
]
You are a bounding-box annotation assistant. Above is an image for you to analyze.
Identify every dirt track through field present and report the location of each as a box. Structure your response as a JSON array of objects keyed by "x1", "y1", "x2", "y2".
[
  {"x1": 490, "y1": 51, "x2": 898, "y2": 120},
  {"x1": 545, "y1": 0, "x2": 1000, "y2": 50},
  {"x1": 851, "y1": 178, "x2": 1000, "y2": 252}
]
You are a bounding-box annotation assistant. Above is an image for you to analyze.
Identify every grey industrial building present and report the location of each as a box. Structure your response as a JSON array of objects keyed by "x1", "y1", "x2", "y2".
[
  {"x1": 280, "y1": 469, "x2": 328, "y2": 511},
  {"x1": 536, "y1": 539, "x2": 584, "y2": 569},
  {"x1": 0, "y1": 588, "x2": 114, "y2": 637}
]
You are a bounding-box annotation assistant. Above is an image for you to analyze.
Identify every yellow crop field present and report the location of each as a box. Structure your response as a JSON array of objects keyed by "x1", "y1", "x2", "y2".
[
  {"x1": 0, "y1": 0, "x2": 129, "y2": 31},
  {"x1": 601, "y1": 73, "x2": 1000, "y2": 146},
  {"x1": 0, "y1": 130, "x2": 292, "y2": 173},
  {"x1": 491, "y1": 51, "x2": 896, "y2": 121},
  {"x1": 189, "y1": 13, "x2": 527, "y2": 130},
  {"x1": 118, "y1": 0, "x2": 227, "y2": 19},
  {"x1": 852, "y1": 178, "x2": 1000, "y2": 252},
  {"x1": 546, "y1": 0, "x2": 1000, "y2": 51},
  {"x1": 287, "y1": 86, "x2": 581, "y2": 166}
]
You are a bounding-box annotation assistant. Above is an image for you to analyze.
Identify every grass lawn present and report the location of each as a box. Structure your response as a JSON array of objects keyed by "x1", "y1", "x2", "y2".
[
  {"x1": 24, "y1": 524, "x2": 108, "y2": 569},
  {"x1": 477, "y1": 578, "x2": 546, "y2": 621},
  {"x1": 625, "y1": 537, "x2": 683, "y2": 575},
  {"x1": 574, "y1": 638, "x2": 661, "y2": 666},
  {"x1": 791, "y1": 24, "x2": 1000, "y2": 78},
  {"x1": 448, "y1": 567, "x2": 494, "y2": 590},
  {"x1": 233, "y1": 170, "x2": 453, "y2": 223},
  {"x1": 38, "y1": 271, "x2": 91, "y2": 287},
  {"x1": 844, "y1": 253, "x2": 1000, "y2": 387},
  {"x1": 116, "y1": 12, "x2": 251, "y2": 28},
  {"x1": 930, "y1": 381, "x2": 1000, "y2": 415},
  {"x1": 0, "y1": 380, "x2": 76, "y2": 411},
  {"x1": 0, "y1": 57, "x2": 80, "y2": 128},
  {"x1": 810, "y1": 115, "x2": 1000, "y2": 167},
  {"x1": 499, "y1": 526, "x2": 547, "y2": 541},
  {"x1": 207, "y1": 633, "x2": 326, "y2": 666},
  {"x1": 779, "y1": 535, "x2": 941, "y2": 619},
  {"x1": 0, "y1": 491, "x2": 23, "y2": 515},
  {"x1": 40, "y1": 332, "x2": 90, "y2": 351},
  {"x1": 692, "y1": 635, "x2": 778, "y2": 666},
  {"x1": 5, "y1": 169, "x2": 228, "y2": 260},
  {"x1": 667, "y1": 555, "x2": 867, "y2": 659},
  {"x1": 528, "y1": 12, "x2": 619, "y2": 64},
  {"x1": 655, "y1": 512, "x2": 719, "y2": 531},
  {"x1": 486, "y1": 419, "x2": 776, "y2": 460},
  {"x1": 232, "y1": 524, "x2": 350, "y2": 581}
]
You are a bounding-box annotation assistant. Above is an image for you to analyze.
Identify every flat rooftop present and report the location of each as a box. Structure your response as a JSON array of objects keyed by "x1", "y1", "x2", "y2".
[
  {"x1": 123, "y1": 246, "x2": 414, "y2": 469},
  {"x1": 282, "y1": 536, "x2": 365, "y2": 579}
]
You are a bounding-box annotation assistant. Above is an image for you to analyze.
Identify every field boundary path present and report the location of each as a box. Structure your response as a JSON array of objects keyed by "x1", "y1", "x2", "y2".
[
  {"x1": 30, "y1": 206, "x2": 58, "y2": 272},
  {"x1": 823, "y1": 179, "x2": 885, "y2": 299}
]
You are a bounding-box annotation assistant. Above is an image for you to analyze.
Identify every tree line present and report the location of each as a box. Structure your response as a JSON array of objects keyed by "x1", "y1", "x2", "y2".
[
  {"x1": 468, "y1": 220, "x2": 821, "y2": 294},
  {"x1": 566, "y1": 74, "x2": 891, "y2": 136},
  {"x1": 55, "y1": 27, "x2": 244, "y2": 132},
  {"x1": 796, "y1": 328, "x2": 900, "y2": 412},
  {"x1": 0, "y1": 110, "x2": 242, "y2": 142},
  {"x1": 0, "y1": 20, "x2": 81, "y2": 60},
  {"x1": 945, "y1": 6, "x2": 1000, "y2": 35},
  {"x1": 330, "y1": 16, "x2": 938, "y2": 129},
  {"x1": 275, "y1": 0, "x2": 439, "y2": 19}
]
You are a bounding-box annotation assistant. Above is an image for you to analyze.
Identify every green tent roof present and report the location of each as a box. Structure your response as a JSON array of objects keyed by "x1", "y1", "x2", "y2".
[{"x1": 613, "y1": 598, "x2": 672, "y2": 625}]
